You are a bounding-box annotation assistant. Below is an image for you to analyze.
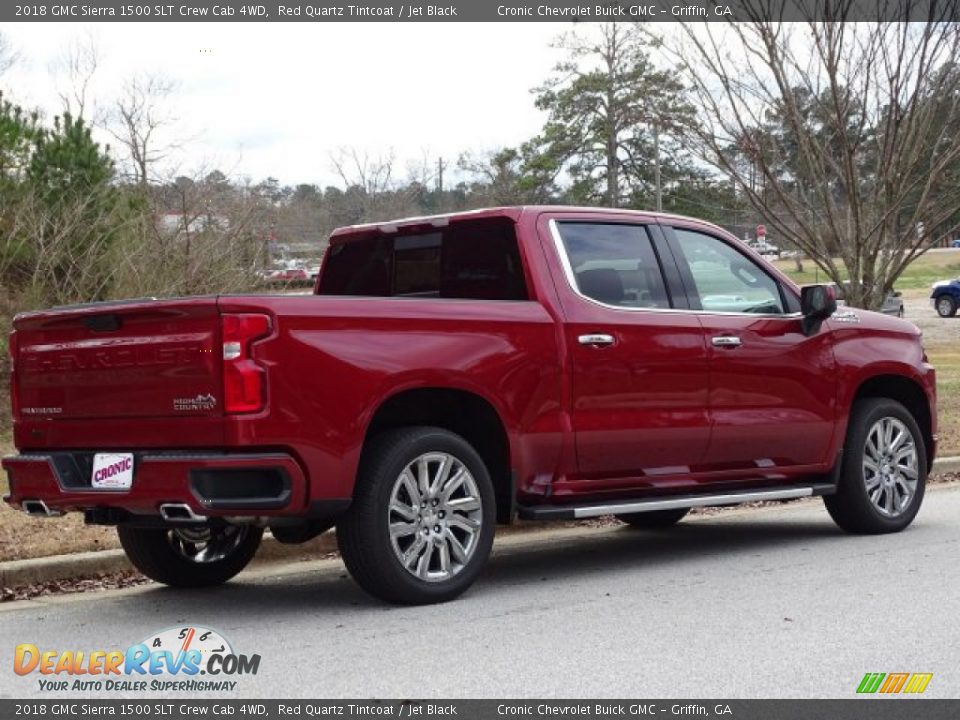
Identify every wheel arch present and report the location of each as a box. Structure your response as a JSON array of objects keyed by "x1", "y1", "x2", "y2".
[
  {"x1": 851, "y1": 374, "x2": 934, "y2": 473},
  {"x1": 360, "y1": 386, "x2": 515, "y2": 523}
]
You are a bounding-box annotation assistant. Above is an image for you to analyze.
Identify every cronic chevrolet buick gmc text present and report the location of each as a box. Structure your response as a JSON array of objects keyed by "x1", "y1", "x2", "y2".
[{"x1": 3, "y1": 207, "x2": 938, "y2": 604}]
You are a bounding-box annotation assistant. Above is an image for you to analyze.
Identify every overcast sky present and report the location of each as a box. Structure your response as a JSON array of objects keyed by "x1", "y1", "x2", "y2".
[{"x1": 3, "y1": 23, "x2": 569, "y2": 188}]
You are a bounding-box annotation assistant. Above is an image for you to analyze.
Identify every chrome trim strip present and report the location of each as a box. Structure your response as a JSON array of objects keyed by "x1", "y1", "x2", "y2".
[
  {"x1": 547, "y1": 218, "x2": 803, "y2": 320},
  {"x1": 570, "y1": 486, "x2": 814, "y2": 519},
  {"x1": 140, "y1": 452, "x2": 293, "y2": 462}
]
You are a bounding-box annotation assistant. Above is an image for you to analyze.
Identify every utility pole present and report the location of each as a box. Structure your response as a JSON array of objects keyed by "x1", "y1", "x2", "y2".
[
  {"x1": 653, "y1": 122, "x2": 662, "y2": 213},
  {"x1": 437, "y1": 157, "x2": 446, "y2": 195}
]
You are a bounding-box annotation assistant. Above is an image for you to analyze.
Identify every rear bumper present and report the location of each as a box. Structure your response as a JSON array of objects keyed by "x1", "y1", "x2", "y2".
[{"x1": 2, "y1": 451, "x2": 315, "y2": 519}]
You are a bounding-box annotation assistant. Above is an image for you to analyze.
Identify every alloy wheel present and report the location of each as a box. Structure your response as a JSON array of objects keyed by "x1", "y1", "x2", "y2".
[
  {"x1": 862, "y1": 416, "x2": 919, "y2": 518},
  {"x1": 387, "y1": 452, "x2": 483, "y2": 582}
]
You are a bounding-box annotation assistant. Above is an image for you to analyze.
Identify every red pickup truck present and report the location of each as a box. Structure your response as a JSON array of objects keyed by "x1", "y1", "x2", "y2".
[{"x1": 3, "y1": 207, "x2": 937, "y2": 604}]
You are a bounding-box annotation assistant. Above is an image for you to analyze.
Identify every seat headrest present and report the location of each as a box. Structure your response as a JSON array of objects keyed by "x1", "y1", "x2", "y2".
[{"x1": 576, "y1": 268, "x2": 624, "y2": 305}]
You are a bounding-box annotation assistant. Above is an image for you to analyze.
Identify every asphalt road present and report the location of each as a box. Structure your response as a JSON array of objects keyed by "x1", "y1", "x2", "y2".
[{"x1": 3, "y1": 485, "x2": 960, "y2": 699}]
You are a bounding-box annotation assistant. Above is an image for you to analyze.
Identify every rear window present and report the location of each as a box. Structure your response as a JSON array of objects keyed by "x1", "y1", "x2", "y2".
[{"x1": 318, "y1": 218, "x2": 528, "y2": 301}]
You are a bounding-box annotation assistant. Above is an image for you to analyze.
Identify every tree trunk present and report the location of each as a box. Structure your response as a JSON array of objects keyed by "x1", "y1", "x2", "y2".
[{"x1": 653, "y1": 123, "x2": 662, "y2": 212}]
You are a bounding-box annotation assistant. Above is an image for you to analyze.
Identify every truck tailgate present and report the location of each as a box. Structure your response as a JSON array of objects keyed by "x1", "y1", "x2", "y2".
[{"x1": 13, "y1": 299, "x2": 222, "y2": 420}]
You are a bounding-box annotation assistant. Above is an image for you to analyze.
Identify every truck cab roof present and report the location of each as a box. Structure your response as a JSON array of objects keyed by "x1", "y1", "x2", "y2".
[{"x1": 329, "y1": 206, "x2": 732, "y2": 241}]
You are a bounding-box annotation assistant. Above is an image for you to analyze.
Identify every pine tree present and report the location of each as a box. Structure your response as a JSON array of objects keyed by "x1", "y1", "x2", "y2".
[
  {"x1": 25, "y1": 112, "x2": 125, "y2": 302},
  {"x1": 531, "y1": 23, "x2": 693, "y2": 208}
]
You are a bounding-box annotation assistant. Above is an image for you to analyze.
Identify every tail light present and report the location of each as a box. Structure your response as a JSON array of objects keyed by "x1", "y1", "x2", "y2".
[
  {"x1": 221, "y1": 313, "x2": 271, "y2": 414},
  {"x1": 8, "y1": 331, "x2": 18, "y2": 421}
]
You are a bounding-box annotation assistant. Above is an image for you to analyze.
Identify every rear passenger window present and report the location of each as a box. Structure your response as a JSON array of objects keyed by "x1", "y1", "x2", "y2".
[
  {"x1": 318, "y1": 218, "x2": 528, "y2": 301},
  {"x1": 556, "y1": 223, "x2": 670, "y2": 309}
]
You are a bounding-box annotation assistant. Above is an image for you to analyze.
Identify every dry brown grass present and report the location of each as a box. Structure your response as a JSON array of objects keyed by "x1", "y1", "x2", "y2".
[
  {"x1": 0, "y1": 509, "x2": 120, "y2": 562},
  {"x1": 1, "y1": 427, "x2": 120, "y2": 562}
]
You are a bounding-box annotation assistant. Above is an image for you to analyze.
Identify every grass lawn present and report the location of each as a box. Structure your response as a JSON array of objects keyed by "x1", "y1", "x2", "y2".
[
  {"x1": 927, "y1": 345, "x2": 960, "y2": 458},
  {"x1": 774, "y1": 250, "x2": 960, "y2": 290}
]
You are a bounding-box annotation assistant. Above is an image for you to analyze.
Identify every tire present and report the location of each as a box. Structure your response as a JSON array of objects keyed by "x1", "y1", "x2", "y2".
[
  {"x1": 935, "y1": 295, "x2": 957, "y2": 317},
  {"x1": 337, "y1": 426, "x2": 496, "y2": 605},
  {"x1": 117, "y1": 524, "x2": 263, "y2": 587},
  {"x1": 824, "y1": 398, "x2": 927, "y2": 534},
  {"x1": 617, "y1": 508, "x2": 690, "y2": 529}
]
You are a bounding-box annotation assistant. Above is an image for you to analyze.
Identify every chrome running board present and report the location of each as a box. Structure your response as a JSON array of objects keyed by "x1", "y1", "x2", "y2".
[{"x1": 518, "y1": 484, "x2": 835, "y2": 520}]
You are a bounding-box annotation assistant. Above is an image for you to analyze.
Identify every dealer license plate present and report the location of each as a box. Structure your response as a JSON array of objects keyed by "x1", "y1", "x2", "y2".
[{"x1": 91, "y1": 453, "x2": 134, "y2": 490}]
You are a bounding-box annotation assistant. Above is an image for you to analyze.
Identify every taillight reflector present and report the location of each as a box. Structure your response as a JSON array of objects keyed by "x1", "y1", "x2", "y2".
[{"x1": 221, "y1": 313, "x2": 271, "y2": 414}]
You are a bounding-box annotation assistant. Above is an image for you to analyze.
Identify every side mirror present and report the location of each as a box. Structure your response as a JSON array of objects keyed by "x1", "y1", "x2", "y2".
[{"x1": 800, "y1": 284, "x2": 837, "y2": 336}]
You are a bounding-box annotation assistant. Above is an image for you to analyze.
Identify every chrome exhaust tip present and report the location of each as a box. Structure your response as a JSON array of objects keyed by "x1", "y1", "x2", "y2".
[
  {"x1": 158, "y1": 503, "x2": 208, "y2": 523},
  {"x1": 23, "y1": 499, "x2": 62, "y2": 517}
]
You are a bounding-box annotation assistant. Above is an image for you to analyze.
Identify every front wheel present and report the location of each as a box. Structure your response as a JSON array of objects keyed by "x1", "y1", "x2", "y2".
[
  {"x1": 935, "y1": 295, "x2": 957, "y2": 317},
  {"x1": 337, "y1": 427, "x2": 496, "y2": 605},
  {"x1": 118, "y1": 524, "x2": 263, "y2": 587},
  {"x1": 824, "y1": 398, "x2": 927, "y2": 534}
]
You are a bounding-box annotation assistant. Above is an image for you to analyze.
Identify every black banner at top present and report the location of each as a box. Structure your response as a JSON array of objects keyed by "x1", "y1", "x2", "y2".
[{"x1": 4, "y1": 0, "x2": 960, "y2": 23}]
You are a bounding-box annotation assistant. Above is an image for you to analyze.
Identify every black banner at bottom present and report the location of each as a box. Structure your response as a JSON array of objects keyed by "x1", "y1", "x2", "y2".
[{"x1": 0, "y1": 700, "x2": 955, "y2": 720}]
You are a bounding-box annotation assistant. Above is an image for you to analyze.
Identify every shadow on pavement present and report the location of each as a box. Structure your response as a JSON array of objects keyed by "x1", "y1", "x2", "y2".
[{"x1": 127, "y1": 515, "x2": 850, "y2": 613}]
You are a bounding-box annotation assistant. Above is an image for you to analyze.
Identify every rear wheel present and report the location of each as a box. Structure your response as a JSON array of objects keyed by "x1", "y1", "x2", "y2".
[
  {"x1": 936, "y1": 295, "x2": 957, "y2": 317},
  {"x1": 824, "y1": 398, "x2": 926, "y2": 534},
  {"x1": 118, "y1": 524, "x2": 262, "y2": 587},
  {"x1": 337, "y1": 427, "x2": 495, "y2": 605},
  {"x1": 617, "y1": 508, "x2": 690, "y2": 529}
]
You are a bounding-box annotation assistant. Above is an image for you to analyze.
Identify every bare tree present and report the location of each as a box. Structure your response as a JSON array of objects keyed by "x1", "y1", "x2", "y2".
[
  {"x1": 0, "y1": 32, "x2": 20, "y2": 78},
  {"x1": 112, "y1": 166, "x2": 268, "y2": 298},
  {"x1": 664, "y1": 10, "x2": 960, "y2": 308},
  {"x1": 405, "y1": 149, "x2": 438, "y2": 187},
  {"x1": 328, "y1": 147, "x2": 426, "y2": 222},
  {"x1": 330, "y1": 147, "x2": 397, "y2": 196},
  {"x1": 0, "y1": 183, "x2": 135, "y2": 308},
  {"x1": 49, "y1": 32, "x2": 101, "y2": 119},
  {"x1": 458, "y1": 147, "x2": 558, "y2": 205},
  {"x1": 108, "y1": 72, "x2": 179, "y2": 187}
]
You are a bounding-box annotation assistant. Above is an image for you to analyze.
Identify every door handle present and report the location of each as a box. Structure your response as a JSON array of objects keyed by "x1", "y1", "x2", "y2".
[
  {"x1": 711, "y1": 335, "x2": 743, "y2": 348},
  {"x1": 578, "y1": 333, "x2": 616, "y2": 347}
]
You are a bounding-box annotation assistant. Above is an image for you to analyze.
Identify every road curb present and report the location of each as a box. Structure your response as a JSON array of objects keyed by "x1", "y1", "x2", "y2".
[
  {"x1": 933, "y1": 455, "x2": 960, "y2": 473},
  {"x1": 0, "y1": 530, "x2": 340, "y2": 590},
  {"x1": 2, "y1": 457, "x2": 958, "y2": 590},
  {"x1": 0, "y1": 547, "x2": 133, "y2": 589}
]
